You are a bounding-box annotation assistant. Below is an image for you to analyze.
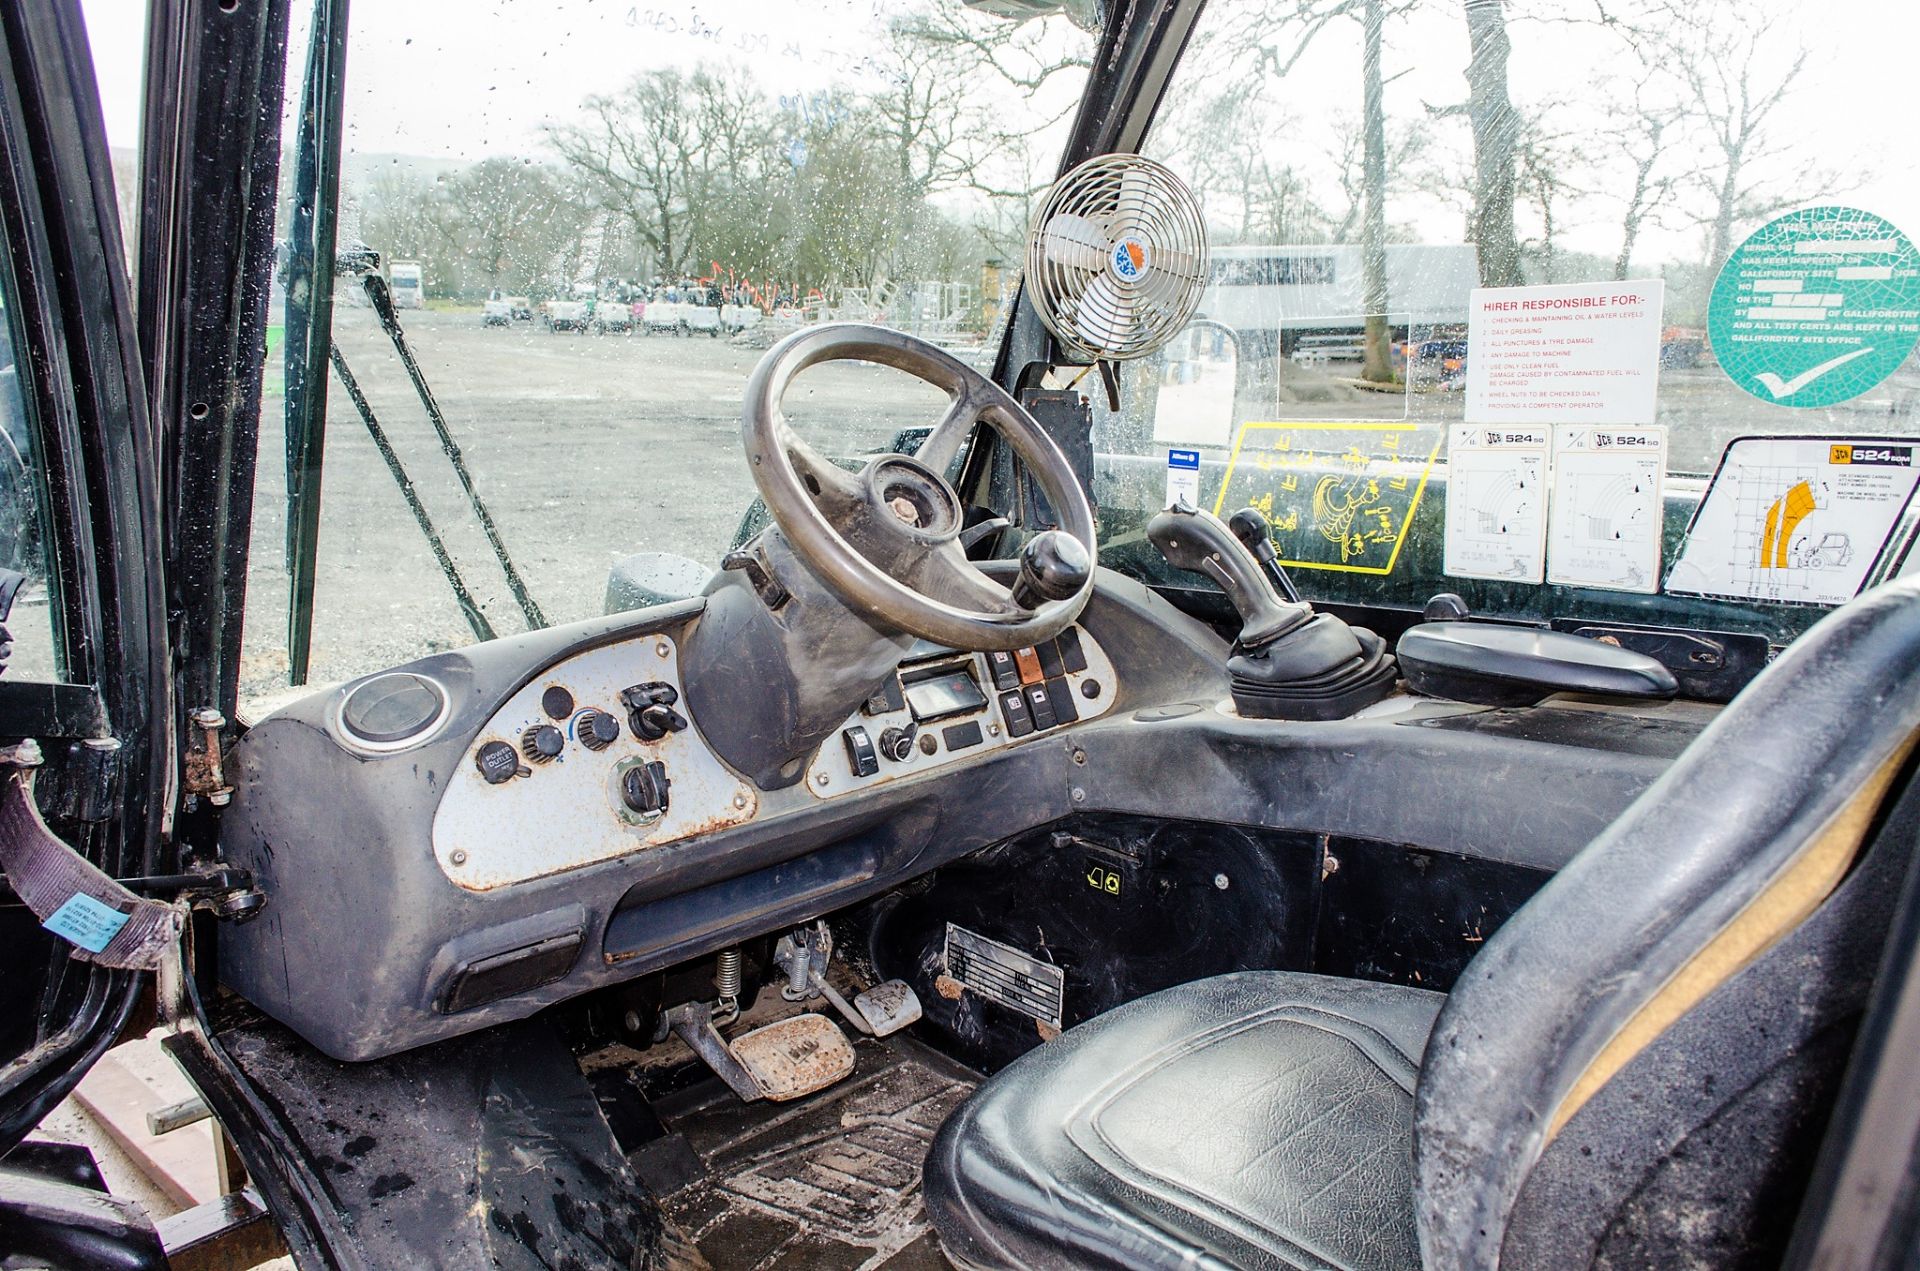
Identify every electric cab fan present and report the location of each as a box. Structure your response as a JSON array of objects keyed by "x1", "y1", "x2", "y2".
[{"x1": 1025, "y1": 152, "x2": 1210, "y2": 363}]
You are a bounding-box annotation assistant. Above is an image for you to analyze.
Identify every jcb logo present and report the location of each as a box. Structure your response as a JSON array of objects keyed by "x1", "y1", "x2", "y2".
[{"x1": 1833, "y1": 444, "x2": 1912, "y2": 467}]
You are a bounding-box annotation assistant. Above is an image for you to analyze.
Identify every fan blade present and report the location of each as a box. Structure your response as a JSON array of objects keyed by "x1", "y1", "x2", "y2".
[
  {"x1": 1111, "y1": 165, "x2": 1156, "y2": 235},
  {"x1": 1074, "y1": 272, "x2": 1137, "y2": 353},
  {"x1": 1140, "y1": 243, "x2": 1206, "y2": 312},
  {"x1": 1042, "y1": 213, "x2": 1109, "y2": 272}
]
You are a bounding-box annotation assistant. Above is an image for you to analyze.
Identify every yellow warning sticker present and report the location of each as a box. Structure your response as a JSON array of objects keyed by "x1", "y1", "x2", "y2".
[{"x1": 1210, "y1": 421, "x2": 1445, "y2": 575}]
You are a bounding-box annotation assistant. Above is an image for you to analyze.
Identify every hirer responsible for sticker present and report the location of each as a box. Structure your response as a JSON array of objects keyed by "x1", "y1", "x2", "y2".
[
  {"x1": 1667, "y1": 437, "x2": 1920, "y2": 607},
  {"x1": 1547, "y1": 426, "x2": 1667, "y2": 593},
  {"x1": 1443, "y1": 426, "x2": 1551, "y2": 584},
  {"x1": 1466, "y1": 280, "x2": 1665, "y2": 425}
]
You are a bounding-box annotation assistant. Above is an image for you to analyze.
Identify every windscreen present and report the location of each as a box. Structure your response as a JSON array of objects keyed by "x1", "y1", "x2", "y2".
[
  {"x1": 1098, "y1": 0, "x2": 1920, "y2": 647},
  {"x1": 234, "y1": 0, "x2": 1101, "y2": 709}
]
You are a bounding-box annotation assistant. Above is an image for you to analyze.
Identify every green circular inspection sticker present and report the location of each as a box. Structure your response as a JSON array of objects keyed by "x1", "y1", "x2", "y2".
[{"x1": 1707, "y1": 206, "x2": 1920, "y2": 408}]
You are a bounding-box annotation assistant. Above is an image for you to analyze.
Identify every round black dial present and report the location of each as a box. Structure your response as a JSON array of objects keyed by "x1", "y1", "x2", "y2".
[
  {"x1": 577, "y1": 709, "x2": 620, "y2": 751},
  {"x1": 521, "y1": 724, "x2": 565, "y2": 763}
]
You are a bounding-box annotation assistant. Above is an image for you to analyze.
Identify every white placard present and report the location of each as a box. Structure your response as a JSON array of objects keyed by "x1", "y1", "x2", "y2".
[
  {"x1": 1443, "y1": 426, "x2": 1551, "y2": 583},
  {"x1": 1548, "y1": 426, "x2": 1666, "y2": 592},
  {"x1": 1468, "y1": 280, "x2": 1665, "y2": 424},
  {"x1": 1667, "y1": 437, "x2": 1920, "y2": 605},
  {"x1": 1165, "y1": 448, "x2": 1200, "y2": 509}
]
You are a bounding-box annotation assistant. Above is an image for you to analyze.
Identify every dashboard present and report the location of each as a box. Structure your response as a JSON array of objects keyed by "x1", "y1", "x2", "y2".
[
  {"x1": 406, "y1": 627, "x2": 1119, "y2": 893},
  {"x1": 216, "y1": 575, "x2": 1693, "y2": 1063}
]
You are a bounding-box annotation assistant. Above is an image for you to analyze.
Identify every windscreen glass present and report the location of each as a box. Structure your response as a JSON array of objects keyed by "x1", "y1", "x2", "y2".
[
  {"x1": 1101, "y1": 0, "x2": 1920, "y2": 645},
  {"x1": 237, "y1": 0, "x2": 1100, "y2": 710}
]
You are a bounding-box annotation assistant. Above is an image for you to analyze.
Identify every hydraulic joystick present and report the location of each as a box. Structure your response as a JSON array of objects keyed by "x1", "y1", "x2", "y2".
[
  {"x1": 1146, "y1": 502, "x2": 1308, "y2": 648},
  {"x1": 1010, "y1": 530, "x2": 1091, "y2": 611},
  {"x1": 1147, "y1": 500, "x2": 1398, "y2": 721}
]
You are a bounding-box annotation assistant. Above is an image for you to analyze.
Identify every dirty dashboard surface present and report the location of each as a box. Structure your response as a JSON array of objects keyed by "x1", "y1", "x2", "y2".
[{"x1": 216, "y1": 570, "x2": 1705, "y2": 1063}]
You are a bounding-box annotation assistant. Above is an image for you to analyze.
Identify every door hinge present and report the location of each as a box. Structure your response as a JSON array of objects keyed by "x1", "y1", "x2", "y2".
[{"x1": 182, "y1": 706, "x2": 233, "y2": 807}]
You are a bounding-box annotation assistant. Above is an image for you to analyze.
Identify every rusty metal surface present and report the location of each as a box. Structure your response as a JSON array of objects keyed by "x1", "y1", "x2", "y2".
[
  {"x1": 730, "y1": 1014, "x2": 856, "y2": 1103},
  {"x1": 432, "y1": 634, "x2": 758, "y2": 890}
]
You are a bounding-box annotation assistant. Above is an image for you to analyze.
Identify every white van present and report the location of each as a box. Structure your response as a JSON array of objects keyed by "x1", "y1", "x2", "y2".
[{"x1": 388, "y1": 260, "x2": 424, "y2": 309}]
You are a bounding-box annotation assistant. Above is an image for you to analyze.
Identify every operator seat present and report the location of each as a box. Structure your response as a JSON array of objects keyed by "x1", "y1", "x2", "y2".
[{"x1": 925, "y1": 577, "x2": 1920, "y2": 1270}]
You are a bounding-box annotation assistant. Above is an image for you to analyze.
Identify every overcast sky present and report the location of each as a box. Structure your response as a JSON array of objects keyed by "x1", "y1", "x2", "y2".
[{"x1": 77, "y1": 0, "x2": 1920, "y2": 267}]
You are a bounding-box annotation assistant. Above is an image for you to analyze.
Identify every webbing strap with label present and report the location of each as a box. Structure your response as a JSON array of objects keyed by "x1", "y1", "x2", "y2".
[{"x1": 0, "y1": 769, "x2": 180, "y2": 968}]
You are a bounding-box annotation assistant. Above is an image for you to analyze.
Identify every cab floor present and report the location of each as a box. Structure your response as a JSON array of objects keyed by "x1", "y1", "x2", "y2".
[{"x1": 624, "y1": 1034, "x2": 978, "y2": 1271}]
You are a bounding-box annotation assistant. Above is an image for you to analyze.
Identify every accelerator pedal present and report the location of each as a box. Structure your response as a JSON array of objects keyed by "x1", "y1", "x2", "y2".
[{"x1": 666, "y1": 1001, "x2": 855, "y2": 1103}]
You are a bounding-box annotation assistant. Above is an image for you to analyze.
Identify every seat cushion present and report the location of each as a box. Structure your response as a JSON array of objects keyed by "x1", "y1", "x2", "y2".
[{"x1": 925, "y1": 971, "x2": 1446, "y2": 1271}]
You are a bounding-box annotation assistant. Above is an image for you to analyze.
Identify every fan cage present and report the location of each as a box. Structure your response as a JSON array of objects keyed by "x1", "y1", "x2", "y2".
[{"x1": 1024, "y1": 152, "x2": 1211, "y2": 363}]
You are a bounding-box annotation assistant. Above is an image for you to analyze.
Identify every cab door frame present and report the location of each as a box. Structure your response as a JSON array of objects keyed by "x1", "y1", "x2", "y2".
[{"x1": 0, "y1": 0, "x2": 172, "y2": 1146}]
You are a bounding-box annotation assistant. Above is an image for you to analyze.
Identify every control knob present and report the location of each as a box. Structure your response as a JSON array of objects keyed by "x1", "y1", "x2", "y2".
[
  {"x1": 576, "y1": 709, "x2": 620, "y2": 751},
  {"x1": 621, "y1": 682, "x2": 689, "y2": 741},
  {"x1": 521, "y1": 724, "x2": 564, "y2": 763},
  {"x1": 620, "y1": 761, "x2": 672, "y2": 817}
]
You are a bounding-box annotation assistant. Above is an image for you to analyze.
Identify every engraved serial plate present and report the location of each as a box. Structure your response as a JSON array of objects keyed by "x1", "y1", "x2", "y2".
[{"x1": 943, "y1": 923, "x2": 1065, "y2": 1029}]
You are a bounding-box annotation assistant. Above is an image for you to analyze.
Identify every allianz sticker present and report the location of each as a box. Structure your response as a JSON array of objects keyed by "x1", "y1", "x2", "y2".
[{"x1": 1166, "y1": 447, "x2": 1200, "y2": 508}]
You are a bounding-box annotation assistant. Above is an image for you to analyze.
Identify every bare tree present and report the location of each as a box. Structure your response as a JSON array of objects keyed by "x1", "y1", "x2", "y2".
[
  {"x1": 1460, "y1": 0, "x2": 1523, "y2": 287},
  {"x1": 1606, "y1": 82, "x2": 1682, "y2": 279},
  {"x1": 1661, "y1": 3, "x2": 1809, "y2": 275},
  {"x1": 427, "y1": 159, "x2": 585, "y2": 295},
  {"x1": 1189, "y1": 0, "x2": 1418, "y2": 381}
]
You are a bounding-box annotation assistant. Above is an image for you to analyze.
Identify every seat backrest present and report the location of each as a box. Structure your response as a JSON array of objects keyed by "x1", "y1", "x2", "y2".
[{"x1": 1413, "y1": 577, "x2": 1920, "y2": 1270}]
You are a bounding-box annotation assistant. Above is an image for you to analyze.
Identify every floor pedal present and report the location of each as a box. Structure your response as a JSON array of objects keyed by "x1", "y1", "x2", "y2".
[
  {"x1": 731, "y1": 1014, "x2": 856, "y2": 1102},
  {"x1": 849, "y1": 980, "x2": 923, "y2": 1037}
]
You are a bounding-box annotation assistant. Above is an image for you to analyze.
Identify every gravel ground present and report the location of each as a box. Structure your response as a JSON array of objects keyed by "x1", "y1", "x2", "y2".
[{"x1": 241, "y1": 310, "x2": 951, "y2": 704}]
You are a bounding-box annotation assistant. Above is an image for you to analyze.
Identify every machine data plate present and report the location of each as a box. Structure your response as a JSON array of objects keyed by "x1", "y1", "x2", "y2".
[{"x1": 943, "y1": 923, "x2": 1065, "y2": 1029}]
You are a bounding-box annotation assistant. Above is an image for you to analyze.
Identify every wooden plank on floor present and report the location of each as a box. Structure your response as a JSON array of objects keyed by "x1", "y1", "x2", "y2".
[{"x1": 71, "y1": 1034, "x2": 219, "y2": 1209}]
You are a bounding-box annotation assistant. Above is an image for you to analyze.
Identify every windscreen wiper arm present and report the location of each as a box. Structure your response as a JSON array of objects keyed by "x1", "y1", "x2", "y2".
[
  {"x1": 327, "y1": 346, "x2": 497, "y2": 645},
  {"x1": 358, "y1": 273, "x2": 548, "y2": 631}
]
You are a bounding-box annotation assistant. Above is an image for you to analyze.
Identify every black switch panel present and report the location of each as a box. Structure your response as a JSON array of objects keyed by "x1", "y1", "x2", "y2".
[
  {"x1": 1045, "y1": 676, "x2": 1079, "y2": 725},
  {"x1": 1026, "y1": 683, "x2": 1057, "y2": 730},
  {"x1": 843, "y1": 726, "x2": 880, "y2": 777},
  {"x1": 999, "y1": 690, "x2": 1033, "y2": 737},
  {"x1": 941, "y1": 720, "x2": 984, "y2": 752},
  {"x1": 986, "y1": 650, "x2": 1021, "y2": 691},
  {"x1": 1057, "y1": 626, "x2": 1088, "y2": 673},
  {"x1": 1036, "y1": 639, "x2": 1065, "y2": 679}
]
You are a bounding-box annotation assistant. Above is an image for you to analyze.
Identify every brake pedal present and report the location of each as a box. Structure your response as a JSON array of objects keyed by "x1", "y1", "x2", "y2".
[
  {"x1": 732, "y1": 1014, "x2": 855, "y2": 1101},
  {"x1": 824, "y1": 977, "x2": 923, "y2": 1037},
  {"x1": 665, "y1": 1001, "x2": 855, "y2": 1103}
]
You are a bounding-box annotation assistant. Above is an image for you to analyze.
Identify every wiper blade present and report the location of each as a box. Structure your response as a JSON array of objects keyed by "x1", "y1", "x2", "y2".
[{"x1": 358, "y1": 273, "x2": 548, "y2": 631}]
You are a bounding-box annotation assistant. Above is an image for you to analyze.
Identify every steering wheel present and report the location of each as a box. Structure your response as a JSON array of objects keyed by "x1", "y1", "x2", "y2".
[{"x1": 743, "y1": 323, "x2": 1096, "y2": 652}]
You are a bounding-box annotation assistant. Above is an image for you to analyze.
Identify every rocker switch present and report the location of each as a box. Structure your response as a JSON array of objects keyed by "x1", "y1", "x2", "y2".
[{"x1": 843, "y1": 726, "x2": 880, "y2": 777}]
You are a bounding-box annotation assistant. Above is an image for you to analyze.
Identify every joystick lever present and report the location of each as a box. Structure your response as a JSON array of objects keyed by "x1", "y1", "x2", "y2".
[
  {"x1": 1010, "y1": 530, "x2": 1092, "y2": 611},
  {"x1": 1147, "y1": 502, "x2": 1308, "y2": 649},
  {"x1": 1227, "y1": 507, "x2": 1303, "y2": 603}
]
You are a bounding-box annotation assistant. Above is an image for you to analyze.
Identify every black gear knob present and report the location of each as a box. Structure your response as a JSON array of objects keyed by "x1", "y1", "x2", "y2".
[
  {"x1": 1227, "y1": 506, "x2": 1302, "y2": 603},
  {"x1": 1010, "y1": 531, "x2": 1091, "y2": 610},
  {"x1": 1227, "y1": 507, "x2": 1278, "y2": 561}
]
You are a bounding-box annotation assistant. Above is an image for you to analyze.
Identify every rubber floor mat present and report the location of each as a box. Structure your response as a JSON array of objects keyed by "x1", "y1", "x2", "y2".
[{"x1": 658, "y1": 1036, "x2": 976, "y2": 1271}]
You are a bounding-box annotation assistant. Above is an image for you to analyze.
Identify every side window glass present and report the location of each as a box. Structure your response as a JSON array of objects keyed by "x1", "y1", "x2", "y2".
[{"x1": 0, "y1": 275, "x2": 63, "y2": 681}]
